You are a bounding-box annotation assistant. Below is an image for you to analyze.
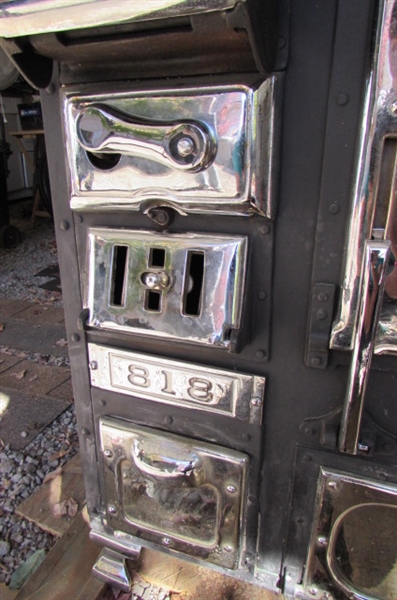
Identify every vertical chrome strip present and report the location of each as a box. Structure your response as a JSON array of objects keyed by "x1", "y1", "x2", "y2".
[
  {"x1": 330, "y1": 0, "x2": 397, "y2": 354},
  {"x1": 338, "y1": 240, "x2": 390, "y2": 454}
]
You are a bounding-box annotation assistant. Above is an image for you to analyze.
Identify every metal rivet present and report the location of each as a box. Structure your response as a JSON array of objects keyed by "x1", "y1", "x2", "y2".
[
  {"x1": 317, "y1": 292, "x2": 328, "y2": 302},
  {"x1": 89, "y1": 361, "x2": 98, "y2": 370},
  {"x1": 329, "y1": 203, "x2": 340, "y2": 215},
  {"x1": 251, "y1": 397, "x2": 262, "y2": 407},
  {"x1": 177, "y1": 137, "x2": 195, "y2": 157},
  {"x1": 255, "y1": 350, "x2": 266, "y2": 360},
  {"x1": 81, "y1": 427, "x2": 90, "y2": 436},
  {"x1": 316, "y1": 308, "x2": 327, "y2": 320},
  {"x1": 336, "y1": 93, "x2": 349, "y2": 106},
  {"x1": 60, "y1": 220, "x2": 70, "y2": 231},
  {"x1": 108, "y1": 505, "x2": 117, "y2": 515},
  {"x1": 258, "y1": 291, "x2": 267, "y2": 300},
  {"x1": 259, "y1": 224, "x2": 270, "y2": 235},
  {"x1": 162, "y1": 537, "x2": 172, "y2": 546},
  {"x1": 310, "y1": 356, "x2": 322, "y2": 367},
  {"x1": 327, "y1": 480, "x2": 339, "y2": 490},
  {"x1": 71, "y1": 333, "x2": 80, "y2": 342},
  {"x1": 358, "y1": 443, "x2": 370, "y2": 453},
  {"x1": 223, "y1": 545, "x2": 233, "y2": 553},
  {"x1": 226, "y1": 485, "x2": 237, "y2": 493},
  {"x1": 317, "y1": 536, "x2": 328, "y2": 546},
  {"x1": 309, "y1": 587, "x2": 318, "y2": 596},
  {"x1": 164, "y1": 416, "x2": 173, "y2": 425},
  {"x1": 104, "y1": 449, "x2": 112, "y2": 458}
]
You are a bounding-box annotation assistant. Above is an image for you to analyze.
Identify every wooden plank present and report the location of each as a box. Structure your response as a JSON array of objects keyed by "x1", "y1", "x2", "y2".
[
  {"x1": 129, "y1": 548, "x2": 283, "y2": 600},
  {"x1": 0, "y1": 582, "x2": 18, "y2": 600},
  {"x1": 16, "y1": 454, "x2": 85, "y2": 536},
  {"x1": 14, "y1": 508, "x2": 106, "y2": 600}
]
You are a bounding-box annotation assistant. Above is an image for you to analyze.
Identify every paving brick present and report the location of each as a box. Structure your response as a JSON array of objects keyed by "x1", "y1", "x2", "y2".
[
  {"x1": 0, "y1": 360, "x2": 70, "y2": 396},
  {"x1": 0, "y1": 353, "x2": 24, "y2": 374},
  {"x1": 47, "y1": 377, "x2": 74, "y2": 402},
  {"x1": 0, "y1": 298, "x2": 32, "y2": 319},
  {"x1": 13, "y1": 304, "x2": 65, "y2": 325},
  {"x1": 0, "y1": 388, "x2": 71, "y2": 450},
  {"x1": 0, "y1": 320, "x2": 68, "y2": 356}
]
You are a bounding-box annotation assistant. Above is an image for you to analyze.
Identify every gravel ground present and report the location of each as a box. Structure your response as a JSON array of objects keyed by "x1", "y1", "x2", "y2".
[
  {"x1": 0, "y1": 202, "x2": 77, "y2": 588},
  {"x1": 0, "y1": 202, "x2": 62, "y2": 307}
]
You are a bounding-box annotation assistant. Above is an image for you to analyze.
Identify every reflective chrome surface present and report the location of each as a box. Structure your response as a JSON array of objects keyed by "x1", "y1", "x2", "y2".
[
  {"x1": 339, "y1": 241, "x2": 391, "y2": 455},
  {"x1": 99, "y1": 417, "x2": 248, "y2": 569},
  {"x1": 304, "y1": 469, "x2": 397, "y2": 600},
  {"x1": 0, "y1": 0, "x2": 242, "y2": 38},
  {"x1": 85, "y1": 228, "x2": 247, "y2": 348},
  {"x1": 64, "y1": 79, "x2": 279, "y2": 217},
  {"x1": 92, "y1": 548, "x2": 132, "y2": 592},
  {"x1": 76, "y1": 105, "x2": 216, "y2": 173},
  {"x1": 88, "y1": 344, "x2": 265, "y2": 424},
  {"x1": 331, "y1": 0, "x2": 397, "y2": 355}
]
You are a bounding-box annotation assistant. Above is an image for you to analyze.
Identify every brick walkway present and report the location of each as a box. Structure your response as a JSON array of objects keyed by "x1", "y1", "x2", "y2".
[{"x1": 0, "y1": 299, "x2": 73, "y2": 450}]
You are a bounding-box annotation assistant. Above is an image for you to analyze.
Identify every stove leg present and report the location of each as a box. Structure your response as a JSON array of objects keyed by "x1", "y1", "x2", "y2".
[{"x1": 92, "y1": 547, "x2": 132, "y2": 592}]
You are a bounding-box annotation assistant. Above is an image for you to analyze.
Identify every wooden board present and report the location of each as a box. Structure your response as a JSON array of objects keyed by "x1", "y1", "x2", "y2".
[
  {"x1": 16, "y1": 453, "x2": 85, "y2": 536},
  {"x1": 14, "y1": 508, "x2": 106, "y2": 600},
  {"x1": 134, "y1": 549, "x2": 283, "y2": 600}
]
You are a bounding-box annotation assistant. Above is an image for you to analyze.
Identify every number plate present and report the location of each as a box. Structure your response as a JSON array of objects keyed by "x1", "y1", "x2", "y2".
[{"x1": 88, "y1": 344, "x2": 265, "y2": 424}]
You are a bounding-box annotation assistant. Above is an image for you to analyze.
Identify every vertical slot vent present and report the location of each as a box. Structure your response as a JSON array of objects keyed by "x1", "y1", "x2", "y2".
[
  {"x1": 110, "y1": 245, "x2": 128, "y2": 307},
  {"x1": 183, "y1": 251, "x2": 204, "y2": 316},
  {"x1": 145, "y1": 290, "x2": 161, "y2": 312},
  {"x1": 149, "y1": 248, "x2": 166, "y2": 267}
]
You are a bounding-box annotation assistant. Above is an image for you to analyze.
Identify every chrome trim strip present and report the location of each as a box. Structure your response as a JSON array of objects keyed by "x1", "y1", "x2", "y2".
[
  {"x1": 0, "y1": 0, "x2": 242, "y2": 38},
  {"x1": 88, "y1": 344, "x2": 265, "y2": 425},
  {"x1": 330, "y1": 0, "x2": 397, "y2": 355},
  {"x1": 338, "y1": 240, "x2": 390, "y2": 455}
]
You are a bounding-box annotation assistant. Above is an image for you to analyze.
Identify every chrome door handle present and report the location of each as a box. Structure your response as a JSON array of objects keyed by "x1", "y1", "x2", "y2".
[
  {"x1": 338, "y1": 239, "x2": 391, "y2": 454},
  {"x1": 132, "y1": 439, "x2": 197, "y2": 480},
  {"x1": 76, "y1": 104, "x2": 216, "y2": 172}
]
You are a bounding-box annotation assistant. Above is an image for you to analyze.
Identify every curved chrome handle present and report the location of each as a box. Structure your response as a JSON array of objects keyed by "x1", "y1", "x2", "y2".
[
  {"x1": 338, "y1": 240, "x2": 391, "y2": 454},
  {"x1": 76, "y1": 104, "x2": 216, "y2": 172},
  {"x1": 132, "y1": 439, "x2": 197, "y2": 479}
]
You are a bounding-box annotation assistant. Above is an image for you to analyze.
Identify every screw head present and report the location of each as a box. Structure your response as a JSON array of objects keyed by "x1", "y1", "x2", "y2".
[
  {"x1": 104, "y1": 449, "x2": 113, "y2": 458},
  {"x1": 177, "y1": 136, "x2": 195, "y2": 157},
  {"x1": 327, "y1": 480, "x2": 339, "y2": 490},
  {"x1": 317, "y1": 536, "x2": 328, "y2": 546},
  {"x1": 259, "y1": 224, "x2": 270, "y2": 235},
  {"x1": 108, "y1": 504, "x2": 117, "y2": 515},
  {"x1": 223, "y1": 545, "x2": 233, "y2": 553},
  {"x1": 89, "y1": 361, "x2": 98, "y2": 370},
  {"x1": 255, "y1": 350, "x2": 266, "y2": 360},
  {"x1": 336, "y1": 93, "x2": 349, "y2": 106},
  {"x1": 251, "y1": 397, "x2": 262, "y2": 407},
  {"x1": 316, "y1": 308, "x2": 327, "y2": 320},
  {"x1": 60, "y1": 220, "x2": 70, "y2": 231},
  {"x1": 162, "y1": 537, "x2": 172, "y2": 546},
  {"x1": 226, "y1": 485, "x2": 237, "y2": 493},
  {"x1": 317, "y1": 292, "x2": 328, "y2": 302},
  {"x1": 329, "y1": 203, "x2": 340, "y2": 215},
  {"x1": 258, "y1": 291, "x2": 267, "y2": 300}
]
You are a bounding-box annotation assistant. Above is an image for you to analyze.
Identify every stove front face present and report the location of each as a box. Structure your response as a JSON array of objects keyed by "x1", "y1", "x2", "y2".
[
  {"x1": 3, "y1": 0, "x2": 397, "y2": 597},
  {"x1": 57, "y1": 73, "x2": 275, "y2": 588}
]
